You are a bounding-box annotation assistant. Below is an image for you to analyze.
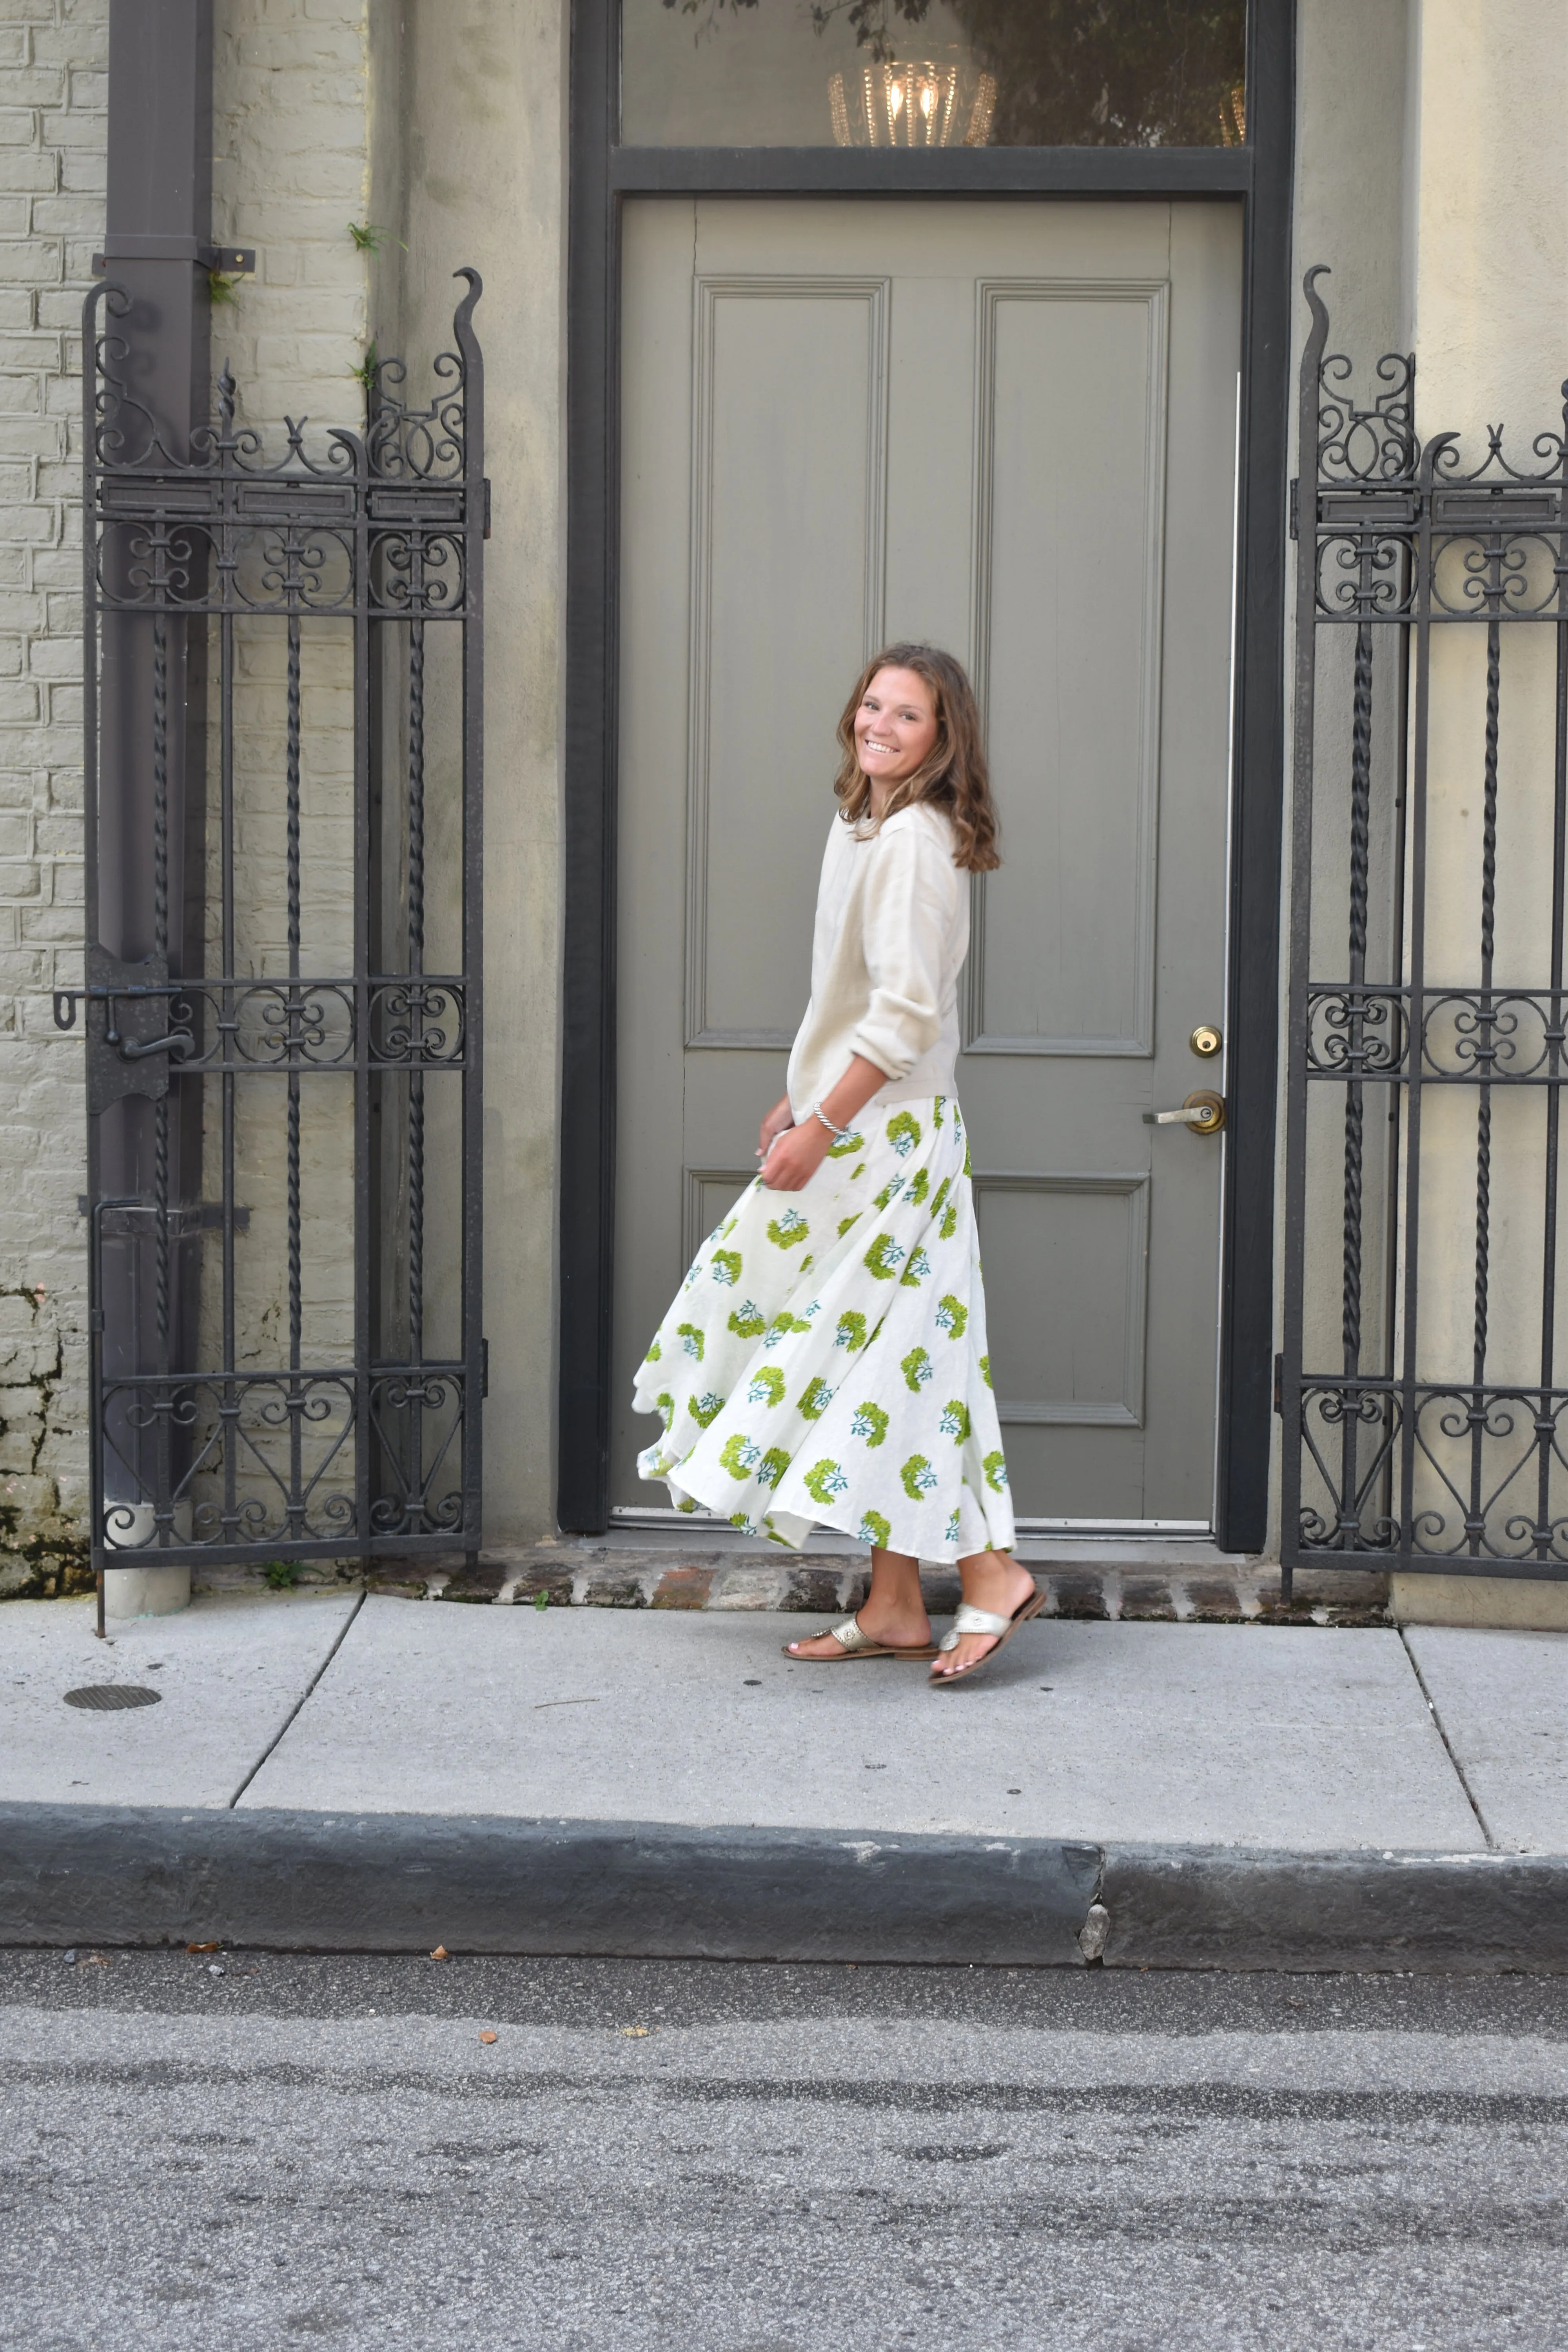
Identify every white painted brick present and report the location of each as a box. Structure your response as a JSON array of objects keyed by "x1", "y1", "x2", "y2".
[
  {"x1": 0, "y1": 241, "x2": 63, "y2": 284},
  {"x1": 0, "y1": 0, "x2": 376, "y2": 1557},
  {"x1": 0, "y1": 151, "x2": 53, "y2": 192}
]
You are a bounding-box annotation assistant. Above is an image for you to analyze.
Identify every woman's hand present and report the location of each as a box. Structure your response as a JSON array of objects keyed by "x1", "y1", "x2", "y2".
[
  {"x1": 760, "y1": 1117, "x2": 831, "y2": 1193},
  {"x1": 757, "y1": 1096, "x2": 795, "y2": 1162}
]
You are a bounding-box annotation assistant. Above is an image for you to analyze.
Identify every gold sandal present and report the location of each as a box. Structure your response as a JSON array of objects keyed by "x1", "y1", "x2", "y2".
[
  {"x1": 782, "y1": 1614, "x2": 939, "y2": 1663},
  {"x1": 929, "y1": 1585, "x2": 1046, "y2": 1686}
]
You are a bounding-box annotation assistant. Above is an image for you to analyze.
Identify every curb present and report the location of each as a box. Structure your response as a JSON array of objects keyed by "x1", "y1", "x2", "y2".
[
  {"x1": 2, "y1": 1806, "x2": 1564, "y2": 1971},
  {"x1": 0, "y1": 1806, "x2": 1099, "y2": 1968},
  {"x1": 1101, "y1": 1844, "x2": 1568, "y2": 1974}
]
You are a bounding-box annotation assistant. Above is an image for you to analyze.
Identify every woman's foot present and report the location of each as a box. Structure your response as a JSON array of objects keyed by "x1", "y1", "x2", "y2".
[
  {"x1": 929, "y1": 1552, "x2": 1038, "y2": 1681},
  {"x1": 785, "y1": 1546, "x2": 931, "y2": 1660},
  {"x1": 785, "y1": 1603, "x2": 933, "y2": 1661}
]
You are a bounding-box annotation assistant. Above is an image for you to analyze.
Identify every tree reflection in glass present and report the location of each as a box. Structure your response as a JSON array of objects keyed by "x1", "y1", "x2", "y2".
[{"x1": 633, "y1": 0, "x2": 1247, "y2": 150}]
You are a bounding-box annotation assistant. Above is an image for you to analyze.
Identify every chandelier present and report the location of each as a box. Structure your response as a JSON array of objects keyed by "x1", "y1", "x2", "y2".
[{"x1": 829, "y1": 58, "x2": 998, "y2": 149}]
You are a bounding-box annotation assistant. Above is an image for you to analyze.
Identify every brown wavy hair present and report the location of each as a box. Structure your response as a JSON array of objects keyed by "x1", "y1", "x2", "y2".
[{"x1": 832, "y1": 643, "x2": 1000, "y2": 873}]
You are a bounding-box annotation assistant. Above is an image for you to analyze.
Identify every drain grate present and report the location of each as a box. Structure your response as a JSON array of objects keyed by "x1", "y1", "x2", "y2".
[{"x1": 62, "y1": 1685, "x2": 162, "y2": 1712}]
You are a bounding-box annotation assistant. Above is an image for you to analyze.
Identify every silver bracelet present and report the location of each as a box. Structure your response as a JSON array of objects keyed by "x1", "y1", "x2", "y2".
[{"x1": 810, "y1": 1102, "x2": 853, "y2": 1143}]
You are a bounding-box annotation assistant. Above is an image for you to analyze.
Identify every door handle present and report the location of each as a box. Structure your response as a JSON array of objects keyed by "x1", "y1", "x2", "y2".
[{"x1": 1143, "y1": 1090, "x2": 1225, "y2": 1136}]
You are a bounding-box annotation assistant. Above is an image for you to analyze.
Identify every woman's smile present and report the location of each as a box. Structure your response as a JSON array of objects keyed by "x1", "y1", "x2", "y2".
[{"x1": 854, "y1": 665, "x2": 940, "y2": 794}]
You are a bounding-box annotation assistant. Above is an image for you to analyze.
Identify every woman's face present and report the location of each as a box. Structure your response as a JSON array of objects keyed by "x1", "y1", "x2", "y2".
[{"x1": 853, "y1": 666, "x2": 939, "y2": 786}]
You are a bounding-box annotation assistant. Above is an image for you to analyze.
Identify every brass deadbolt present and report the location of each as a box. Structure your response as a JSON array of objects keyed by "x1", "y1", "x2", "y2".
[{"x1": 1189, "y1": 1024, "x2": 1223, "y2": 1059}]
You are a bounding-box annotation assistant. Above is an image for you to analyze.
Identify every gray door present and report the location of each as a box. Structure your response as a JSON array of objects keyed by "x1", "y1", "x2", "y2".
[{"x1": 613, "y1": 199, "x2": 1241, "y2": 1530}]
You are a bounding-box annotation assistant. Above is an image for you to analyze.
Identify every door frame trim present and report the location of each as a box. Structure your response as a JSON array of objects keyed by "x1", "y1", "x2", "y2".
[{"x1": 560, "y1": 0, "x2": 1296, "y2": 1544}]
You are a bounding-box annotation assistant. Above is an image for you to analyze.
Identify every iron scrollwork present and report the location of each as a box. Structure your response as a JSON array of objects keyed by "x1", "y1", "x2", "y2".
[
  {"x1": 68, "y1": 274, "x2": 486, "y2": 1571},
  {"x1": 1282, "y1": 270, "x2": 1568, "y2": 1583}
]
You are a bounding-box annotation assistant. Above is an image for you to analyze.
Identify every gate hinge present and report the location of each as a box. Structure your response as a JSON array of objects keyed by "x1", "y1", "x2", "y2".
[
  {"x1": 1273, "y1": 1352, "x2": 1284, "y2": 1415},
  {"x1": 481, "y1": 1336, "x2": 489, "y2": 1399},
  {"x1": 483, "y1": 479, "x2": 491, "y2": 539},
  {"x1": 1288, "y1": 477, "x2": 1299, "y2": 541}
]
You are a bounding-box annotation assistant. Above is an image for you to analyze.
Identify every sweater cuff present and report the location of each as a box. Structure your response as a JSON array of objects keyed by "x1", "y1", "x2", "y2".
[{"x1": 851, "y1": 1016, "x2": 916, "y2": 1083}]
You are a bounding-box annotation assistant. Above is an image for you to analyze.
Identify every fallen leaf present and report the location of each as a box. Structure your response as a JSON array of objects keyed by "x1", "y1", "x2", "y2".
[
  {"x1": 479, "y1": 2029, "x2": 498, "y2": 2045},
  {"x1": 430, "y1": 1945, "x2": 449, "y2": 1961},
  {"x1": 619, "y1": 2025, "x2": 651, "y2": 2038},
  {"x1": 186, "y1": 1942, "x2": 221, "y2": 1955}
]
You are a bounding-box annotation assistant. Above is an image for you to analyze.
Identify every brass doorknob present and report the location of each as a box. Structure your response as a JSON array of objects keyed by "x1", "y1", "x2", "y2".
[
  {"x1": 1143, "y1": 1090, "x2": 1225, "y2": 1136},
  {"x1": 1189, "y1": 1024, "x2": 1223, "y2": 1058}
]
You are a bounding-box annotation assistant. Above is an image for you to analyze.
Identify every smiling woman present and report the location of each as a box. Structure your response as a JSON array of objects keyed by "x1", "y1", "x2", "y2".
[
  {"x1": 633, "y1": 643, "x2": 1044, "y2": 1685},
  {"x1": 621, "y1": 0, "x2": 1249, "y2": 150}
]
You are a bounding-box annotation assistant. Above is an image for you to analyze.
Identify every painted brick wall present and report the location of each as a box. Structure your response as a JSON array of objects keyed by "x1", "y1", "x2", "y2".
[
  {"x1": 0, "y1": 0, "x2": 106, "y2": 1592},
  {"x1": 0, "y1": 0, "x2": 371, "y2": 1592}
]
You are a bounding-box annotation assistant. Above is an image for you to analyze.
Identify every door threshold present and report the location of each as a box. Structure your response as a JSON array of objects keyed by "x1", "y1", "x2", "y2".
[{"x1": 608, "y1": 1507, "x2": 1245, "y2": 1567}]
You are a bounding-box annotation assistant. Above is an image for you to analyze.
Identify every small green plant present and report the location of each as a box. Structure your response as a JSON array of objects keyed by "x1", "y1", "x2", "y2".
[
  {"x1": 533, "y1": 1587, "x2": 549, "y2": 1612},
  {"x1": 349, "y1": 340, "x2": 380, "y2": 396},
  {"x1": 347, "y1": 221, "x2": 407, "y2": 255},
  {"x1": 263, "y1": 1560, "x2": 303, "y2": 1590},
  {"x1": 207, "y1": 268, "x2": 241, "y2": 308}
]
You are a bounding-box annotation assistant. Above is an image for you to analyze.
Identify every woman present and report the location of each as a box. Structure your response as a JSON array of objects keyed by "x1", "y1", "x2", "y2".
[{"x1": 633, "y1": 644, "x2": 1042, "y2": 1684}]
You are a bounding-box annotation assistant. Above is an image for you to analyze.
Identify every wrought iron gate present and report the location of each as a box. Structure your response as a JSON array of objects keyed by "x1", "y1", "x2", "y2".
[
  {"x1": 60, "y1": 273, "x2": 485, "y2": 1599},
  {"x1": 1282, "y1": 268, "x2": 1568, "y2": 1583}
]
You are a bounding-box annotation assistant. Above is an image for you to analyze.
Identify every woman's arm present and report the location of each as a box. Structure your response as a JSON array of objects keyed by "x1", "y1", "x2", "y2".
[{"x1": 759, "y1": 1054, "x2": 888, "y2": 1193}]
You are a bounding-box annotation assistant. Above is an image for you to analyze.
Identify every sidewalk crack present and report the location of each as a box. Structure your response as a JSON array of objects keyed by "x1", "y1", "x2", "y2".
[
  {"x1": 1399, "y1": 1624, "x2": 1497, "y2": 1849},
  {"x1": 227, "y1": 1590, "x2": 366, "y2": 1809}
]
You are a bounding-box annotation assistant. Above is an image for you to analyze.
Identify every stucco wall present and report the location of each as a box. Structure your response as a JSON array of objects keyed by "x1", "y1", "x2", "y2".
[
  {"x1": 204, "y1": 0, "x2": 370, "y2": 1446},
  {"x1": 368, "y1": 0, "x2": 565, "y2": 1546},
  {"x1": 1273, "y1": 0, "x2": 1415, "y2": 1564},
  {"x1": 1390, "y1": 0, "x2": 1568, "y2": 1624},
  {"x1": 1283, "y1": 0, "x2": 1568, "y2": 1620}
]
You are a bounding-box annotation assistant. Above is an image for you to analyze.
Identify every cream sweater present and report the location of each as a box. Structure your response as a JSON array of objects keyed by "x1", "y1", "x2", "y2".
[{"x1": 786, "y1": 803, "x2": 969, "y2": 1122}]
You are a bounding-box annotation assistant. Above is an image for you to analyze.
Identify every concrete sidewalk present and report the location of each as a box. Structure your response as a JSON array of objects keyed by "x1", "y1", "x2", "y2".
[{"x1": 1, "y1": 1592, "x2": 1565, "y2": 1970}]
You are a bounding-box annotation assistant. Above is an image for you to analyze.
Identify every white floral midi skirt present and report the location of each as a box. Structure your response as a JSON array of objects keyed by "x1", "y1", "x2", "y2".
[{"x1": 633, "y1": 1096, "x2": 1014, "y2": 1557}]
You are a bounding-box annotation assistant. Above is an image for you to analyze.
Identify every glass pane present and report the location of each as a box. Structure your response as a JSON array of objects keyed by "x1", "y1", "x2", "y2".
[{"x1": 621, "y1": 2, "x2": 1247, "y2": 150}]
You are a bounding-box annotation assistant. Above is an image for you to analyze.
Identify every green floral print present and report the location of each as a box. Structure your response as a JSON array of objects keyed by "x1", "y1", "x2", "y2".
[
  {"x1": 865, "y1": 1233, "x2": 905, "y2": 1281},
  {"x1": 719, "y1": 1431, "x2": 762, "y2": 1480},
  {"x1": 804, "y1": 1459, "x2": 849, "y2": 1506}
]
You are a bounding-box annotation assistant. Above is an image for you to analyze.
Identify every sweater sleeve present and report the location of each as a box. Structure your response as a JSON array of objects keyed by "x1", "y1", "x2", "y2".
[{"x1": 851, "y1": 817, "x2": 955, "y2": 1081}]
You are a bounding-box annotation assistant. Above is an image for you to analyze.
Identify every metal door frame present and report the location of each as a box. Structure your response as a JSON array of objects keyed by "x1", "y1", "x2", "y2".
[{"x1": 559, "y1": 0, "x2": 1296, "y2": 1542}]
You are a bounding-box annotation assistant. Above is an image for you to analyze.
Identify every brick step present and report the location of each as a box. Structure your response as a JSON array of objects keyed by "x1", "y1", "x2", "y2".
[{"x1": 339, "y1": 1546, "x2": 1391, "y2": 1626}]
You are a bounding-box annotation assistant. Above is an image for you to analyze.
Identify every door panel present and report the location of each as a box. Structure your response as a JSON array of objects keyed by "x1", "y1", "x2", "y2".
[
  {"x1": 614, "y1": 199, "x2": 1241, "y2": 1528},
  {"x1": 973, "y1": 284, "x2": 1165, "y2": 1054}
]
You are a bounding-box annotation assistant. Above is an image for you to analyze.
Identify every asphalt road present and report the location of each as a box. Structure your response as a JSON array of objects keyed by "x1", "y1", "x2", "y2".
[{"x1": 4, "y1": 1951, "x2": 1566, "y2": 2350}]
